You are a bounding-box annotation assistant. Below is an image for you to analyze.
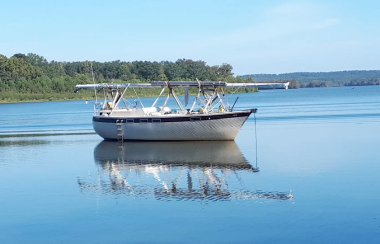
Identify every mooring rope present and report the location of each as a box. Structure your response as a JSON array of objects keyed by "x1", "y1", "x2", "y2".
[{"x1": 254, "y1": 112, "x2": 258, "y2": 167}]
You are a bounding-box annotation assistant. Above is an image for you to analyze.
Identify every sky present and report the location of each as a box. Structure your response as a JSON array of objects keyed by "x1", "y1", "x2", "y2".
[{"x1": 1, "y1": 0, "x2": 379, "y2": 75}]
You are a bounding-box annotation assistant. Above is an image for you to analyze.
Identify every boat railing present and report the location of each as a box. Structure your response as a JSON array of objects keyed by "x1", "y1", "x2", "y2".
[
  {"x1": 75, "y1": 81, "x2": 262, "y2": 116},
  {"x1": 94, "y1": 102, "x2": 103, "y2": 115}
]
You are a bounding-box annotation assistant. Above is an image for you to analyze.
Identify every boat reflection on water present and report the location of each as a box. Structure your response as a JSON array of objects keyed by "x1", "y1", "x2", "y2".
[{"x1": 78, "y1": 141, "x2": 293, "y2": 201}]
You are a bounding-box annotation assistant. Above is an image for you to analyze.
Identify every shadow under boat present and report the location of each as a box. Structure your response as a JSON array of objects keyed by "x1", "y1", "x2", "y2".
[{"x1": 77, "y1": 141, "x2": 293, "y2": 201}]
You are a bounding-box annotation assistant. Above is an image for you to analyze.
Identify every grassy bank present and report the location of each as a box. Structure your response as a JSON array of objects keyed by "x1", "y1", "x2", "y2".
[
  {"x1": 0, "y1": 87, "x2": 258, "y2": 104},
  {"x1": 0, "y1": 88, "x2": 258, "y2": 103},
  {"x1": 0, "y1": 90, "x2": 95, "y2": 103}
]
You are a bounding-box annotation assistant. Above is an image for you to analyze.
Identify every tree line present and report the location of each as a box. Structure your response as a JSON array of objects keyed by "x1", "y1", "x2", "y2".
[
  {"x1": 0, "y1": 53, "x2": 252, "y2": 102},
  {"x1": 241, "y1": 70, "x2": 380, "y2": 88}
]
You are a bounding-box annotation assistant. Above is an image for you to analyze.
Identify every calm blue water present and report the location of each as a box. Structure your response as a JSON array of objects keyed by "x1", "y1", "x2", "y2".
[{"x1": 1, "y1": 86, "x2": 380, "y2": 243}]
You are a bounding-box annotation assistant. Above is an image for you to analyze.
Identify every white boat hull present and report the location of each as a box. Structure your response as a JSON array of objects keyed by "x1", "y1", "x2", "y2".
[{"x1": 93, "y1": 110, "x2": 253, "y2": 141}]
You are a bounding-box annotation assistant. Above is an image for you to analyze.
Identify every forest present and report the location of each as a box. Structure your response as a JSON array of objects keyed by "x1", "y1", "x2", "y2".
[
  {"x1": 1, "y1": 53, "x2": 379, "y2": 103},
  {"x1": 242, "y1": 70, "x2": 380, "y2": 88},
  {"x1": 0, "y1": 53, "x2": 254, "y2": 103}
]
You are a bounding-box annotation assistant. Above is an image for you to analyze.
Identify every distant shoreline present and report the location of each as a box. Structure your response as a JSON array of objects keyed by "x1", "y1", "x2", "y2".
[
  {"x1": 1, "y1": 53, "x2": 379, "y2": 103},
  {"x1": 1, "y1": 84, "x2": 378, "y2": 104}
]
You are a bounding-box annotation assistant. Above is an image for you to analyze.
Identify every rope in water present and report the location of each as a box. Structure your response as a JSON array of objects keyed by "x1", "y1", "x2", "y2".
[{"x1": 254, "y1": 112, "x2": 258, "y2": 167}]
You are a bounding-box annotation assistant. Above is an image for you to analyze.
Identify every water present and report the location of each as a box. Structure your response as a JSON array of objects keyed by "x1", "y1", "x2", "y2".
[{"x1": 1, "y1": 86, "x2": 380, "y2": 243}]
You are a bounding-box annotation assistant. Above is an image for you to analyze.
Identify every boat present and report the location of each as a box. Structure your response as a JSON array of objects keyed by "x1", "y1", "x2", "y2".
[{"x1": 75, "y1": 80, "x2": 258, "y2": 141}]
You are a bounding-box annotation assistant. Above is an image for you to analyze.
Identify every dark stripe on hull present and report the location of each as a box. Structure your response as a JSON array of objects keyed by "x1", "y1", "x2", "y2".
[{"x1": 93, "y1": 110, "x2": 253, "y2": 123}]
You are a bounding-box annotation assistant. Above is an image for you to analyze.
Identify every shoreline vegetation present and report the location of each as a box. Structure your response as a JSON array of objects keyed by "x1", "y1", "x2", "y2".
[
  {"x1": 0, "y1": 53, "x2": 257, "y2": 104},
  {"x1": 0, "y1": 53, "x2": 379, "y2": 103},
  {"x1": 242, "y1": 71, "x2": 380, "y2": 88}
]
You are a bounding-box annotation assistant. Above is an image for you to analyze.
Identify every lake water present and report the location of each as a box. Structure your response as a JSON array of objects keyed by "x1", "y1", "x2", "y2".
[{"x1": 1, "y1": 86, "x2": 380, "y2": 243}]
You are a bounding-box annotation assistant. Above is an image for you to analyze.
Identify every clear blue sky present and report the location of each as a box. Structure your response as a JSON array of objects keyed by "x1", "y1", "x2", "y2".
[{"x1": 1, "y1": 0, "x2": 379, "y2": 75}]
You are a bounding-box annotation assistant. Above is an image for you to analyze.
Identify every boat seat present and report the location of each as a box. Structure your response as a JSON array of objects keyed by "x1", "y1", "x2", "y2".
[
  {"x1": 143, "y1": 107, "x2": 158, "y2": 115},
  {"x1": 158, "y1": 107, "x2": 172, "y2": 114}
]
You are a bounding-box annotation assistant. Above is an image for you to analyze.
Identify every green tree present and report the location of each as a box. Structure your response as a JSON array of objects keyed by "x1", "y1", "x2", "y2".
[
  {"x1": 185, "y1": 60, "x2": 208, "y2": 80},
  {"x1": 7, "y1": 56, "x2": 42, "y2": 80},
  {"x1": 45, "y1": 61, "x2": 66, "y2": 78},
  {"x1": 132, "y1": 61, "x2": 161, "y2": 81},
  {"x1": 0, "y1": 54, "x2": 10, "y2": 82},
  {"x1": 12, "y1": 53, "x2": 27, "y2": 60},
  {"x1": 217, "y1": 63, "x2": 233, "y2": 78},
  {"x1": 78, "y1": 61, "x2": 92, "y2": 75},
  {"x1": 119, "y1": 64, "x2": 132, "y2": 81},
  {"x1": 163, "y1": 61, "x2": 181, "y2": 80},
  {"x1": 157, "y1": 73, "x2": 168, "y2": 81},
  {"x1": 26, "y1": 53, "x2": 48, "y2": 67}
]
